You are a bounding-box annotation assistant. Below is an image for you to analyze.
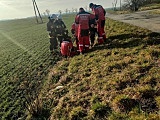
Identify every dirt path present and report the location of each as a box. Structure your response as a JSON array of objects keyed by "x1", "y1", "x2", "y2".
[{"x1": 107, "y1": 9, "x2": 160, "y2": 33}]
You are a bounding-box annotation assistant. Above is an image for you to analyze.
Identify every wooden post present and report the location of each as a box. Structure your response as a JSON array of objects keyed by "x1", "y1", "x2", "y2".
[
  {"x1": 32, "y1": 0, "x2": 38, "y2": 23},
  {"x1": 32, "y1": 0, "x2": 43, "y2": 23}
]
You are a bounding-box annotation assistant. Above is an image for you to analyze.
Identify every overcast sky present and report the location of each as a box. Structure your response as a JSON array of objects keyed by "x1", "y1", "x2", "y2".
[{"x1": 0, "y1": 0, "x2": 121, "y2": 20}]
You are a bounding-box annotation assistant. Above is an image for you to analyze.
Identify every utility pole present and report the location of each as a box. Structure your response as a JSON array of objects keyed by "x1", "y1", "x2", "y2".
[
  {"x1": 32, "y1": 0, "x2": 43, "y2": 23},
  {"x1": 120, "y1": 0, "x2": 122, "y2": 10}
]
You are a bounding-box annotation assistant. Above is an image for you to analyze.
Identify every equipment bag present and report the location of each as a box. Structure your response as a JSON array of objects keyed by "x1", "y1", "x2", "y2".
[{"x1": 61, "y1": 40, "x2": 73, "y2": 58}]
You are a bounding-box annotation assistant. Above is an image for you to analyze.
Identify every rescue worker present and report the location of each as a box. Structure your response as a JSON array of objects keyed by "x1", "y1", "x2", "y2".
[
  {"x1": 89, "y1": 3, "x2": 106, "y2": 44},
  {"x1": 47, "y1": 14, "x2": 58, "y2": 54},
  {"x1": 89, "y1": 13, "x2": 97, "y2": 47},
  {"x1": 55, "y1": 15, "x2": 67, "y2": 47},
  {"x1": 60, "y1": 34, "x2": 73, "y2": 58},
  {"x1": 75, "y1": 7, "x2": 92, "y2": 54},
  {"x1": 71, "y1": 22, "x2": 79, "y2": 51}
]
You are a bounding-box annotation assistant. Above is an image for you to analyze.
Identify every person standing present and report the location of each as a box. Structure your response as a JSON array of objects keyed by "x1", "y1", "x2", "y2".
[
  {"x1": 71, "y1": 22, "x2": 79, "y2": 51},
  {"x1": 89, "y1": 13, "x2": 97, "y2": 47},
  {"x1": 89, "y1": 3, "x2": 106, "y2": 44},
  {"x1": 75, "y1": 8, "x2": 91, "y2": 54},
  {"x1": 47, "y1": 14, "x2": 58, "y2": 54},
  {"x1": 55, "y1": 15, "x2": 67, "y2": 47}
]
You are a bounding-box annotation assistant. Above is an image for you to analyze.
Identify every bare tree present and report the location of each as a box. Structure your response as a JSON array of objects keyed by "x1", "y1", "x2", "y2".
[
  {"x1": 120, "y1": 0, "x2": 122, "y2": 10},
  {"x1": 68, "y1": 10, "x2": 71, "y2": 14},
  {"x1": 75, "y1": 8, "x2": 78, "y2": 13},
  {"x1": 112, "y1": 0, "x2": 118, "y2": 11},
  {"x1": 46, "y1": 9, "x2": 50, "y2": 16},
  {"x1": 84, "y1": 5, "x2": 88, "y2": 11},
  {"x1": 123, "y1": 0, "x2": 147, "y2": 11},
  {"x1": 58, "y1": 10, "x2": 62, "y2": 15},
  {"x1": 65, "y1": 8, "x2": 68, "y2": 14},
  {"x1": 43, "y1": 12, "x2": 46, "y2": 17},
  {"x1": 72, "y1": 8, "x2": 75, "y2": 13}
]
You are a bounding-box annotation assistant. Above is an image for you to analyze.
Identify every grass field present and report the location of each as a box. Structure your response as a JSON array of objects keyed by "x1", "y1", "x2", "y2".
[
  {"x1": 45, "y1": 19, "x2": 160, "y2": 120},
  {"x1": 0, "y1": 16, "x2": 74, "y2": 119},
  {"x1": 0, "y1": 14, "x2": 160, "y2": 119}
]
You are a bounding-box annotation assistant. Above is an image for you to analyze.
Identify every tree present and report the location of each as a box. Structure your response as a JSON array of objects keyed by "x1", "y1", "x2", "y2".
[
  {"x1": 46, "y1": 9, "x2": 50, "y2": 16},
  {"x1": 84, "y1": 5, "x2": 88, "y2": 11},
  {"x1": 123, "y1": 0, "x2": 144, "y2": 11},
  {"x1": 43, "y1": 12, "x2": 46, "y2": 17},
  {"x1": 72, "y1": 8, "x2": 75, "y2": 13},
  {"x1": 58, "y1": 10, "x2": 62, "y2": 15},
  {"x1": 75, "y1": 8, "x2": 78, "y2": 13},
  {"x1": 112, "y1": 0, "x2": 118, "y2": 11},
  {"x1": 120, "y1": 0, "x2": 122, "y2": 10},
  {"x1": 65, "y1": 8, "x2": 68, "y2": 14}
]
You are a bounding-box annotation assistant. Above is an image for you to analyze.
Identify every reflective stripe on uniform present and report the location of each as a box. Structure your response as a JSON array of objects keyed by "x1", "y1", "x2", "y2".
[
  {"x1": 79, "y1": 44, "x2": 83, "y2": 46},
  {"x1": 63, "y1": 41, "x2": 70, "y2": 43},
  {"x1": 98, "y1": 37, "x2": 103, "y2": 39},
  {"x1": 85, "y1": 45, "x2": 90, "y2": 47}
]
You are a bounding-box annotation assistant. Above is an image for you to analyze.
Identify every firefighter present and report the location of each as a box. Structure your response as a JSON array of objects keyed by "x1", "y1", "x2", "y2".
[
  {"x1": 55, "y1": 15, "x2": 68, "y2": 47},
  {"x1": 47, "y1": 14, "x2": 58, "y2": 54},
  {"x1": 89, "y1": 3, "x2": 106, "y2": 44},
  {"x1": 71, "y1": 22, "x2": 79, "y2": 51},
  {"x1": 75, "y1": 7, "x2": 92, "y2": 54}
]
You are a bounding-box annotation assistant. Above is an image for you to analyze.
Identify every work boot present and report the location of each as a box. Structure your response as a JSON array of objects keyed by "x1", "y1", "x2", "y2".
[
  {"x1": 90, "y1": 43, "x2": 94, "y2": 48},
  {"x1": 80, "y1": 51, "x2": 84, "y2": 55}
]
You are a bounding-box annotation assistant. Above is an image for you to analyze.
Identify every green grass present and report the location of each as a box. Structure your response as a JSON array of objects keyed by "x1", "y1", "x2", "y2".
[
  {"x1": 149, "y1": 9, "x2": 160, "y2": 15},
  {"x1": 0, "y1": 17, "x2": 64, "y2": 119},
  {"x1": 42, "y1": 18, "x2": 160, "y2": 119},
  {"x1": 0, "y1": 14, "x2": 160, "y2": 119},
  {"x1": 107, "y1": 3, "x2": 160, "y2": 14},
  {"x1": 139, "y1": 3, "x2": 160, "y2": 11}
]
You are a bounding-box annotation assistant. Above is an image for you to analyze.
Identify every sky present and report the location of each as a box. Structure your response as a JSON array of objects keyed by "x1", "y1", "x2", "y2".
[{"x1": 0, "y1": 0, "x2": 121, "y2": 20}]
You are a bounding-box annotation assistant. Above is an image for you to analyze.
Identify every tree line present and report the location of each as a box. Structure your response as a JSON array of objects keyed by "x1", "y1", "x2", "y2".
[{"x1": 113, "y1": 0, "x2": 160, "y2": 11}]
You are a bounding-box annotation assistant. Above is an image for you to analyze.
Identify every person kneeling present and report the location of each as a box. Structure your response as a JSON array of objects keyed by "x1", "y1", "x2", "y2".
[{"x1": 61, "y1": 36, "x2": 76, "y2": 58}]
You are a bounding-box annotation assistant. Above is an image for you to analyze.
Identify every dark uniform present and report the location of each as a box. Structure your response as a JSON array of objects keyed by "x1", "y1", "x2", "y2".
[
  {"x1": 47, "y1": 15, "x2": 58, "y2": 53},
  {"x1": 55, "y1": 16, "x2": 67, "y2": 47},
  {"x1": 89, "y1": 13, "x2": 97, "y2": 47},
  {"x1": 47, "y1": 14, "x2": 67, "y2": 53}
]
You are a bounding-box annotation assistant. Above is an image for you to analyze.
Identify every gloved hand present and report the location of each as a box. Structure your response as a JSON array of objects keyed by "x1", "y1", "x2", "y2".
[
  {"x1": 71, "y1": 29, "x2": 75, "y2": 34},
  {"x1": 90, "y1": 24, "x2": 94, "y2": 28}
]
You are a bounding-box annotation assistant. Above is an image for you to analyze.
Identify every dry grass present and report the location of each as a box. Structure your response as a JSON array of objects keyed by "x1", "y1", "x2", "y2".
[{"x1": 40, "y1": 18, "x2": 160, "y2": 119}]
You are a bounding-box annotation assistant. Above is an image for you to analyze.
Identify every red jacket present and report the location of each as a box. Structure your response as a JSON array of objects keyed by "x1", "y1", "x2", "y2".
[
  {"x1": 71, "y1": 23, "x2": 78, "y2": 36},
  {"x1": 92, "y1": 5, "x2": 106, "y2": 21},
  {"x1": 61, "y1": 41, "x2": 73, "y2": 56},
  {"x1": 75, "y1": 11, "x2": 91, "y2": 30}
]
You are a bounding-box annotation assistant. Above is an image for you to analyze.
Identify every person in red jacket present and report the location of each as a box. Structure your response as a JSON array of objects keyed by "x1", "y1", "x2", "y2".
[
  {"x1": 75, "y1": 7, "x2": 91, "y2": 54},
  {"x1": 89, "y1": 13, "x2": 97, "y2": 47},
  {"x1": 89, "y1": 3, "x2": 106, "y2": 44},
  {"x1": 60, "y1": 35, "x2": 73, "y2": 58},
  {"x1": 71, "y1": 22, "x2": 79, "y2": 51}
]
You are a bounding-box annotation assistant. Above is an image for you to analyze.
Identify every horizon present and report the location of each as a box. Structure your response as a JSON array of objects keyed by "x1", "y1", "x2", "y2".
[{"x1": 0, "y1": 0, "x2": 121, "y2": 20}]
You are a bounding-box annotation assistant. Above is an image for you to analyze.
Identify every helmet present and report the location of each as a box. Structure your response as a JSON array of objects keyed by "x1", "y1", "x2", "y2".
[
  {"x1": 79, "y1": 7, "x2": 85, "y2": 12},
  {"x1": 50, "y1": 14, "x2": 57, "y2": 20},
  {"x1": 89, "y1": 3, "x2": 94, "y2": 8},
  {"x1": 57, "y1": 15, "x2": 62, "y2": 20}
]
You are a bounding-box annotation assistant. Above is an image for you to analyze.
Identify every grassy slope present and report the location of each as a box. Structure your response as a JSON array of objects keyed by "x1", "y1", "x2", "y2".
[
  {"x1": 0, "y1": 14, "x2": 160, "y2": 119},
  {"x1": 40, "y1": 18, "x2": 160, "y2": 119}
]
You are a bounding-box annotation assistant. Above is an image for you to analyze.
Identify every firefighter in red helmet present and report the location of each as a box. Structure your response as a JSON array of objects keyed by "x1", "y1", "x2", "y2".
[
  {"x1": 89, "y1": 3, "x2": 106, "y2": 44},
  {"x1": 75, "y1": 7, "x2": 92, "y2": 54}
]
